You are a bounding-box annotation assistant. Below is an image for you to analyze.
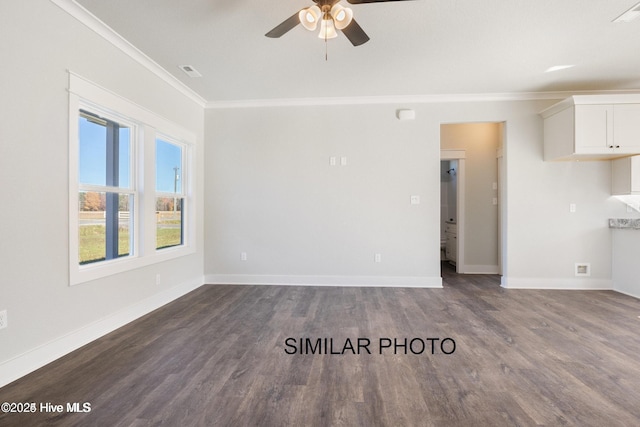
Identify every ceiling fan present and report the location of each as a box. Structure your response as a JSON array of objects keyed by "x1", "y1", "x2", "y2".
[{"x1": 265, "y1": 0, "x2": 413, "y2": 47}]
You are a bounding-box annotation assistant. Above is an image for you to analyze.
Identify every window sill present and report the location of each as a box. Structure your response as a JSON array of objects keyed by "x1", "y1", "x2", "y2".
[{"x1": 70, "y1": 245, "x2": 195, "y2": 286}]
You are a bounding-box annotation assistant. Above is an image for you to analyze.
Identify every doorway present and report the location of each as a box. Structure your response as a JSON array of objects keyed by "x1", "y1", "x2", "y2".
[
  {"x1": 440, "y1": 152, "x2": 465, "y2": 273},
  {"x1": 440, "y1": 122, "x2": 503, "y2": 276},
  {"x1": 441, "y1": 159, "x2": 458, "y2": 263}
]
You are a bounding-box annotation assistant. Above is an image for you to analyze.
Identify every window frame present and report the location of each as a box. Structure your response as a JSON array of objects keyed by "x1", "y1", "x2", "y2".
[
  {"x1": 77, "y1": 109, "x2": 138, "y2": 264},
  {"x1": 69, "y1": 73, "x2": 196, "y2": 286},
  {"x1": 155, "y1": 135, "x2": 188, "y2": 251}
]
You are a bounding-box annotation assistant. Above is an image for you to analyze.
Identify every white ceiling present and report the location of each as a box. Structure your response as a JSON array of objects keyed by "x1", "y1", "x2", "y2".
[{"x1": 75, "y1": 0, "x2": 640, "y2": 103}]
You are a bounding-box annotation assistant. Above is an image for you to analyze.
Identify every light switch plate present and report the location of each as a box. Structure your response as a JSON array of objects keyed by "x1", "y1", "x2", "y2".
[{"x1": 410, "y1": 195, "x2": 420, "y2": 205}]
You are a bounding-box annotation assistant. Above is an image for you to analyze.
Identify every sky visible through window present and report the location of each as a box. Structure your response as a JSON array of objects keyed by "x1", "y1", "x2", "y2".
[
  {"x1": 79, "y1": 116, "x2": 130, "y2": 187},
  {"x1": 156, "y1": 139, "x2": 182, "y2": 194},
  {"x1": 78, "y1": 117, "x2": 181, "y2": 192}
]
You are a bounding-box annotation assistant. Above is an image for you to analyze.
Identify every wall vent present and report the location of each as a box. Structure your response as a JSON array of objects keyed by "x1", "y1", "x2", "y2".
[{"x1": 575, "y1": 263, "x2": 591, "y2": 277}]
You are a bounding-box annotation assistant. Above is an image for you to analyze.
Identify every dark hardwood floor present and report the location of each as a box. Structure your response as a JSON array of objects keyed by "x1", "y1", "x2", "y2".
[{"x1": 2, "y1": 267, "x2": 640, "y2": 426}]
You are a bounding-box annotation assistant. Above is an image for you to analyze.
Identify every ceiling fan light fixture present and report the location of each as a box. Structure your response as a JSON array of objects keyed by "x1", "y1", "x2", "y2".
[
  {"x1": 318, "y1": 16, "x2": 338, "y2": 39},
  {"x1": 330, "y1": 4, "x2": 353, "y2": 30},
  {"x1": 299, "y1": 5, "x2": 322, "y2": 31}
]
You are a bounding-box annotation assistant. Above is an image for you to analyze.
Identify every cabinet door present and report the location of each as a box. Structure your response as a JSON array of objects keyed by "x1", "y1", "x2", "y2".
[
  {"x1": 445, "y1": 234, "x2": 457, "y2": 262},
  {"x1": 574, "y1": 105, "x2": 613, "y2": 151},
  {"x1": 613, "y1": 104, "x2": 640, "y2": 152}
]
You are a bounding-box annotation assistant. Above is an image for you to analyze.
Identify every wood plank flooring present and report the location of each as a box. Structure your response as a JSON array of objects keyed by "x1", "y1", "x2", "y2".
[{"x1": 2, "y1": 265, "x2": 640, "y2": 426}]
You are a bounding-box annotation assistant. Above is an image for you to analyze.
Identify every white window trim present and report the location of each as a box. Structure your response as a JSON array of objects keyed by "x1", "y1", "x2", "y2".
[
  {"x1": 69, "y1": 73, "x2": 196, "y2": 286},
  {"x1": 155, "y1": 135, "x2": 189, "y2": 252},
  {"x1": 77, "y1": 109, "x2": 140, "y2": 264}
]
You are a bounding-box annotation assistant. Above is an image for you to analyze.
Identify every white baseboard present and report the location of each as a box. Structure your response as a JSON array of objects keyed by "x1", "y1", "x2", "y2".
[
  {"x1": 612, "y1": 287, "x2": 640, "y2": 300},
  {"x1": 205, "y1": 274, "x2": 443, "y2": 288},
  {"x1": 0, "y1": 276, "x2": 204, "y2": 388},
  {"x1": 501, "y1": 276, "x2": 612, "y2": 290},
  {"x1": 460, "y1": 265, "x2": 500, "y2": 274}
]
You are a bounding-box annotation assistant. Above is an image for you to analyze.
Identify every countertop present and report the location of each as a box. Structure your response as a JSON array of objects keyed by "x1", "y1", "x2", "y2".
[{"x1": 609, "y1": 218, "x2": 640, "y2": 229}]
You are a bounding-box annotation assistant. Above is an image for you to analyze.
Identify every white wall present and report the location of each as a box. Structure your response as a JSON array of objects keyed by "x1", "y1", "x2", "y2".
[
  {"x1": 504, "y1": 112, "x2": 621, "y2": 289},
  {"x1": 205, "y1": 105, "x2": 440, "y2": 287},
  {"x1": 0, "y1": 1, "x2": 204, "y2": 386},
  {"x1": 204, "y1": 100, "x2": 619, "y2": 290},
  {"x1": 612, "y1": 225, "x2": 640, "y2": 298}
]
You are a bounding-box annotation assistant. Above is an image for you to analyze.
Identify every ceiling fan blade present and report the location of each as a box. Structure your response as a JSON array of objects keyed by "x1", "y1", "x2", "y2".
[
  {"x1": 346, "y1": 0, "x2": 414, "y2": 3},
  {"x1": 341, "y1": 18, "x2": 370, "y2": 46},
  {"x1": 265, "y1": 12, "x2": 301, "y2": 38}
]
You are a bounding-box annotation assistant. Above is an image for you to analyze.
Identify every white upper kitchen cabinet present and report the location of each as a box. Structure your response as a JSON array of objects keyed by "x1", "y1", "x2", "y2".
[
  {"x1": 613, "y1": 104, "x2": 640, "y2": 150},
  {"x1": 541, "y1": 95, "x2": 640, "y2": 161}
]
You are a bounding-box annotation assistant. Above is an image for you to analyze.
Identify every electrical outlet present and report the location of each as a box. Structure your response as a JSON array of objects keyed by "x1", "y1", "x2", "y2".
[
  {"x1": 0, "y1": 310, "x2": 7, "y2": 330},
  {"x1": 241, "y1": 252, "x2": 248, "y2": 261},
  {"x1": 156, "y1": 274, "x2": 161, "y2": 285},
  {"x1": 374, "y1": 253, "x2": 382, "y2": 263}
]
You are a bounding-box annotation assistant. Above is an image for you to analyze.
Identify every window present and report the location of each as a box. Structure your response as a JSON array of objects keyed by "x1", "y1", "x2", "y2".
[
  {"x1": 156, "y1": 138, "x2": 185, "y2": 250},
  {"x1": 78, "y1": 111, "x2": 135, "y2": 264},
  {"x1": 69, "y1": 73, "x2": 196, "y2": 285}
]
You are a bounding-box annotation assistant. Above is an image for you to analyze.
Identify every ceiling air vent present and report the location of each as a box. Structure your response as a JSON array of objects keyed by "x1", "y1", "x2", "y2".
[
  {"x1": 178, "y1": 65, "x2": 202, "y2": 78},
  {"x1": 613, "y1": 2, "x2": 640, "y2": 23}
]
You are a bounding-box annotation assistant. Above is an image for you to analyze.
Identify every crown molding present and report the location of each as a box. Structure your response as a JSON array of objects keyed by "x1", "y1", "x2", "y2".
[
  {"x1": 50, "y1": 0, "x2": 207, "y2": 108},
  {"x1": 49, "y1": 0, "x2": 640, "y2": 111},
  {"x1": 206, "y1": 89, "x2": 640, "y2": 109}
]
